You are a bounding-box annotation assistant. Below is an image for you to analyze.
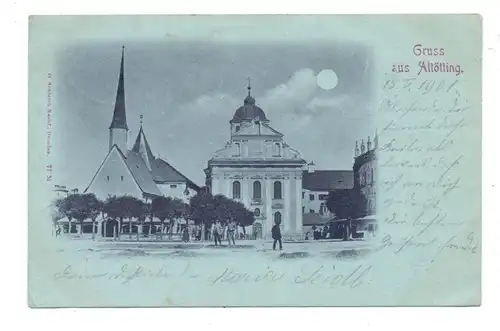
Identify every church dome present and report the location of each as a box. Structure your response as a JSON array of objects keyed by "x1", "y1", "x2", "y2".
[{"x1": 231, "y1": 81, "x2": 268, "y2": 122}]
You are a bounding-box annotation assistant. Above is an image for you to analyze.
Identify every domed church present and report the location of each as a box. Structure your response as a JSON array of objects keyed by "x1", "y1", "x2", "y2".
[{"x1": 204, "y1": 81, "x2": 306, "y2": 239}]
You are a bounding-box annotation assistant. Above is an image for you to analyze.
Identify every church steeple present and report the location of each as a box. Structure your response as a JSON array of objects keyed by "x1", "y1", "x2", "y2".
[
  {"x1": 109, "y1": 46, "x2": 128, "y2": 130},
  {"x1": 109, "y1": 46, "x2": 129, "y2": 152},
  {"x1": 132, "y1": 115, "x2": 155, "y2": 171}
]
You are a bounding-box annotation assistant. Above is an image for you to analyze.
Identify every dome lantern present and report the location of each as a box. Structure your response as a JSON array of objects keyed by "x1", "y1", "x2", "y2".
[{"x1": 231, "y1": 78, "x2": 268, "y2": 123}]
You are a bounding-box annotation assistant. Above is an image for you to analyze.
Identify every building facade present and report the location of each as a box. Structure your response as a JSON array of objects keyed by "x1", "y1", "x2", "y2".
[
  {"x1": 302, "y1": 161, "x2": 354, "y2": 217},
  {"x1": 353, "y1": 133, "x2": 378, "y2": 231},
  {"x1": 85, "y1": 47, "x2": 200, "y2": 202},
  {"x1": 205, "y1": 83, "x2": 306, "y2": 239}
]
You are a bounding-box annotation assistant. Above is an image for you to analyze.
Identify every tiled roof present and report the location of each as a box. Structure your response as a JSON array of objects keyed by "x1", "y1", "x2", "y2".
[
  {"x1": 302, "y1": 170, "x2": 354, "y2": 191},
  {"x1": 131, "y1": 126, "x2": 156, "y2": 170},
  {"x1": 152, "y1": 158, "x2": 200, "y2": 190},
  {"x1": 131, "y1": 126, "x2": 200, "y2": 191},
  {"x1": 124, "y1": 150, "x2": 162, "y2": 196}
]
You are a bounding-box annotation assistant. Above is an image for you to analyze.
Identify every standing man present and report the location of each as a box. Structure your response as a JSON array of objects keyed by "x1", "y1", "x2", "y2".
[
  {"x1": 213, "y1": 221, "x2": 222, "y2": 246},
  {"x1": 227, "y1": 220, "x2": 236, "y2": 247},
  {"x1": 272, "y1": 222, "x2": 283, "y2": 251}
]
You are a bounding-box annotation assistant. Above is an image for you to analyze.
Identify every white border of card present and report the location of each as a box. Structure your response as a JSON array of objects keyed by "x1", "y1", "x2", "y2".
[{"x1": 4, "y1": 0, "x2": 500, "y2": 329}]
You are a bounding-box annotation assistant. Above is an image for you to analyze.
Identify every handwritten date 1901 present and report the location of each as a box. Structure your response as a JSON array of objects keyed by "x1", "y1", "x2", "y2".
[{"x1": 383, "y1": 78, "x2": 459, "y2": 94}]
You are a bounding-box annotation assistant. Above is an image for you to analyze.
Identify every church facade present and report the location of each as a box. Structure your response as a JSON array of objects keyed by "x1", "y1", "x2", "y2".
[
  {"x1": 84, "y1": 47, "x2": 199, "y2": 202},
  {"x1": 204, "y1": 84, "x2": 306, "y2": 239}
]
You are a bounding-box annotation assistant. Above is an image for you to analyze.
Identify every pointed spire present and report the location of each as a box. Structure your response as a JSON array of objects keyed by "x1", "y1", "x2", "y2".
[
  {"x1": 374, "y1": 129, "x2": 379, "y2": 149},
  {"x1": 247, "y1": 77, "x2": 252, "y2": 96},
  {"x1": 355, "y1": 141, "x2": 360, "y2": 157},
  {"x1": 361, "y1": 139, "x2": 366, "y2": 154},
  {"x1": 367, "y1": 135, "x2": 372, "y2": 150},
  {"x1": 109, "y1": 46, "x2": 129, "y2": 130},
  {"x1": 132, "y1": 117, "x2": 155, "y2": 171}
]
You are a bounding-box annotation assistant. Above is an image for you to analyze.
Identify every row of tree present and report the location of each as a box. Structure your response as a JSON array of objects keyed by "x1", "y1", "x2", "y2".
[{"x1": 51, "y1": 191, "x2": 255, "y2": 240}]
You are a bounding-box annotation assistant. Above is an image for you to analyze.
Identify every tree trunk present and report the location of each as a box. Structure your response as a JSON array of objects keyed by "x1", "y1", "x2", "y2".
[
  {"x1": 343, "y1": 220, "x2": 351, "y2": 241},
  {"x1": 137, "y1": 221, "x2": 142, "y2": 241},
  {"x1": 201, "y1": 223, "x2": 205, "y2": 242},
  {"x1": 129, "y1": 218, "x2": 132, "y2": 239},
  {"x1": 149, "y1": 217, "x2": 153, "y2": 236},
  {"x1": 160, "y1": 220, "x2": 164, "y2": 240},
  {"x1": 92, "y1": 219, "x2": 96, "y2": 240},
  {"x1": 118, "y1": 218, "x2": 123, "y2": 239},
  {"x1": 169, "y1": 219, "x2": 175, "y2": 239}
]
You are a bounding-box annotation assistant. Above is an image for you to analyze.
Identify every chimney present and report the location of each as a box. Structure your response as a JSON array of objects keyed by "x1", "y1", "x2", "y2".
[{"x1": 307, "y1": 161, "x2": 316, "y2": 173}]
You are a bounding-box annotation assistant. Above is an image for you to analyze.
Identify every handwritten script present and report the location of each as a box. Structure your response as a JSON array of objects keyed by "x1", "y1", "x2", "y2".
[
  {"x1": 53, "y1": 262, "x2": 372, "y2": 290},
  {"x1": 376, "y1": 75, "x2": 480, "y2": 263}
]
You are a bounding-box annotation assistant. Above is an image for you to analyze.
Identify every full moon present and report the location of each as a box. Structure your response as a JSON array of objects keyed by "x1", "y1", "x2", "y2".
[{"x1": 316, "y1": 69, "x2": 339, "y2": 90}]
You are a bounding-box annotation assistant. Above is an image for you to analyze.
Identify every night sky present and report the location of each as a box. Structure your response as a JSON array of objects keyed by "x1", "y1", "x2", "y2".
[{"x1": 53, "y1": 40, "x2": 375, "y2": 190}]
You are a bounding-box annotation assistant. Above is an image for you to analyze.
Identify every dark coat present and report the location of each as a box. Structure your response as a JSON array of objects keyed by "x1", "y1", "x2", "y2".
[{"x1": 271, "y1": 225, "x2": 282, "y2": 240}]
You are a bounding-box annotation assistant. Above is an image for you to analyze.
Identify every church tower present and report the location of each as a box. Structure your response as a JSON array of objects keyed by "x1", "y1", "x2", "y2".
[
  {"x1": 206, "y1": 80, "x2": 306, "y2": 239},
  {"x1": 109, "y1": 46, "x2": 129, "y2": 153}
]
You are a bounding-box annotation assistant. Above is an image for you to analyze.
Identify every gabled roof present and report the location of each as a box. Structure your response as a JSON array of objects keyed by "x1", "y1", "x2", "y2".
[
  {"x1": 131, "y1": 125, "x2": 200, "y2": 191},
  {"x1": 84, "y1": 145, "x2": 161, "y2": 198},
  {"x1": 233, "y1": 122, "x2": 283, "y2": 137},
  {"x1": 125, "y1": 150, "x2": 162, "y2": 196},
  {"x1": 302, "y1": 170, "x2": 354, "y2": 191},
  {"x1": 131, "y1": 126, "x2": 155, "y2": 170},
  {"x1": 152, "y1": 158, "x2": 200, "y2": 191}
]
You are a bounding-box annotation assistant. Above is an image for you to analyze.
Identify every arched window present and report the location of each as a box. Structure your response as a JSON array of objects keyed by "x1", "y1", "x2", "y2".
[
  {"x1": 273, "y1": 181, "x2": 282, "y2": 199},
  {"x1": 235, "y1": 125, "x2": 240, "y2": 132},
  {"x1": 234, "y1": 142, "x2": 241, "y2": 156},
  {"x1": 254, "y1": 208, "x2": 260, "y2": 217},
  {"x1": 274, "y1": 211, "x2": 282, "y2": 225},
  {"x1": 253, "y1": 181, "x2": 262, "y2": 200},
  {"x1": 273, "y1": 142, "x2": 281, "y2": 156},
  {"x1": 232, "y1": 181, "x2": 241, "y2": 199}
]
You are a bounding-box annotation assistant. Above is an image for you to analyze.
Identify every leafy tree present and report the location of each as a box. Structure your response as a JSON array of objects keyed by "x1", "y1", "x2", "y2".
[
  {"x1": 53, "y1": 194, "x2": 79, "y2": 234},
  {"x1": 83, "y1": 194, "x2": 102, "y2": 240},
  {"x1": 152, "y1": 196, "x2": 173, "y2": 240},
  {"x1": 326, "y1": 189, "x2": 366, "y2": 240},
  {"x1": 189, "y1": 192, "x2": 217, "y2": 227},
  {"x1": 214, "y1": 194, "x2": 233, "y2": 223},
  {"x1": 118, "y1": 196, "x2": 145, "y2": 239},
  {"x1": 65, "y1": 194, "x2": 89, "y2": 235},
  {"x1": 103, "y1": 196, "x2": 123, "y2": 238},
  {"x1": 139, "y1": 202, "x2": 151, "y2": 240},
  {"x1": 51, "y1": 198, "x2": 66, "y2": 235},
  {"x1": 232, "y1": 201, "x2": 254, "y2": 236},
  {"x1": 169, "y1": 198, "x2": 188, "y2": 237},
  {"x1": 189, "y1": 192, "x2": 254, "y2": 240}
]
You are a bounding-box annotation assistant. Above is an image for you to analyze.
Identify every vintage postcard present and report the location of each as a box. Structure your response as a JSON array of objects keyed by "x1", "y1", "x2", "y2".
[{"x1": 28, "y1": 15, "x2": 481, "y2": 307}]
